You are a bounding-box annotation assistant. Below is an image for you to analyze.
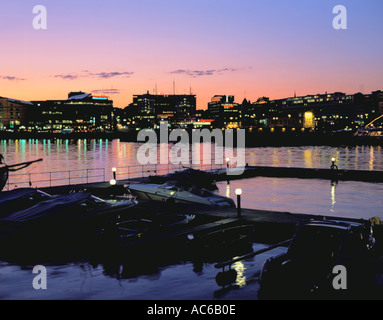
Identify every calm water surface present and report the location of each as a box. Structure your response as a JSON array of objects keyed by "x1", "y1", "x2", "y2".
[{"x1": 1, "y1": 139, "x2": 383, "y2": 300}]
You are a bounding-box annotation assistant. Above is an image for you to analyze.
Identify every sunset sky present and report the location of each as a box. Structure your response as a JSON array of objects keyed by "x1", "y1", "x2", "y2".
[{"x1": 0, "y1": 0, "x2": 382, "y2": 109}]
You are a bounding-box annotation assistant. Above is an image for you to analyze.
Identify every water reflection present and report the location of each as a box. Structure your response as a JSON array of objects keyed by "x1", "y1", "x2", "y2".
[
  {"x1": 304, "y1": 149, "x2": 312, "y2": 168},
  {"x1": 370, "y1": 146, "x2": 375, "y2": 170},
  {"x1": 330, "y1": 181, "x2": 337, "y2": 213},
  {"x1": 232, "y1": 261, "x2": 246, "y2": 288},
  {"x1": 226, "y1": 183, "x2": 230, "y2": 198},
  {"x1": 2, "y1": 141, "x2": 383, "y2": 171},
  {"x1": 216, "y1": 177, "x2": 383, "y2": 220},
  {"x1": 272, "y1": 149, "x2": 280, "y2": 166}
]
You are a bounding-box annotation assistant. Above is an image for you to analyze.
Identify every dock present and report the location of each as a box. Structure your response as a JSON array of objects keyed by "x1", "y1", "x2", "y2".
[
  {"x1": 106, "y1": 199, "x2": 383, "y2": 247},
  {"x1": 210, "y1": 165, "x2": 383, "y2": 183},
  {"x1": 6, "y1": 163, "x2": 383, "y2": 250},
  {"x1": 175, "y1": 204, "x2": 383, "y2": 244},
  {"x1": 34, "y1": 165, "x2": 383, "y2": 197},
  {"x1": 32, "y1": 164, "x2": 383, "y2": 246}
]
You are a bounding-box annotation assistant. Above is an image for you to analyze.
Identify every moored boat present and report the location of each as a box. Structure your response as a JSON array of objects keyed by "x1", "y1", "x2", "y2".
[
  {"x1": 186, "y1": 224, "x2": 255, "y2": 262},
  {"x1": 127, "y1": 181, "x2": 235, "y2": 207},
  {"x1": 149, "y1": 167, "x2": 218, "y2": 191},
  {"x1": 187, "y1": 224, "x2": 254, "y2": 250},
  {"x1": 0, "y1": 192, "x2": 138, "y2": 257},
  {"x1": 0, "y1": 188, "x2": 53, "y2": 218},
  {"x1": 99, "y1": 213, "x2": 196, "y2": 249},
  {"x1": 258, "y1": 219, "x2": 377, "y2": 299}
]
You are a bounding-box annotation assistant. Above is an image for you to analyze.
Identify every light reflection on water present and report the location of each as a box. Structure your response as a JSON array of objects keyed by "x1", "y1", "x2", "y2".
[
  {"x1": 0, "y1": 244, "x2": 287, "y2": 300},
  {"x1": 218, "y1": 178, "x2": 383, "y2": 220},
  {"x1": 232, "y1": 261, "x2": 246, "y2": 288},
  {"x1": 2, "y1": 139, "x2": 383, "y2": 171},
  {"x1": 1, "y1": 140, "x2": 383, "y2": 299}
]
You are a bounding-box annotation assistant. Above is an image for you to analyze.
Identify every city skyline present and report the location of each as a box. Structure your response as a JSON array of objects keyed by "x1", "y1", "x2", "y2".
[{"x1": 1, "y1": 0, "x2": 383, "y2": 109}]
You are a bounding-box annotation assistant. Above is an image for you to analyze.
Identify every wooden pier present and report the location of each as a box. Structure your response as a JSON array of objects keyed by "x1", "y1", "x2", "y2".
[{"x1": 211, "y1": 165, "x2": 383, "y2": 183}]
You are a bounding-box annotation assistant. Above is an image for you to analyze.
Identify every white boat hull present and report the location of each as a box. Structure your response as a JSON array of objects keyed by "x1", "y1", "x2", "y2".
[{"x1": 128, "y1": 184, "x2": 235, "y2": 207}]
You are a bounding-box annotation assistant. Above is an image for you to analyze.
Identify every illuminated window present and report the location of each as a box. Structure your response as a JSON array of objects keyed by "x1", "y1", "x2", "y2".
[{"x1": 304, "y1": 112, "x2": 315, "y2": 128}]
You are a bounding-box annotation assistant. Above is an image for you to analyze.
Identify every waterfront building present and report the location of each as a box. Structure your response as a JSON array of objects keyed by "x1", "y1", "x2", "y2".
[
  {"x1": 0, "y1": 97, "x2": 33, "y2": 131},
  {"x1": 30, "y1": 92, "x2": 115, "y2": 132},
  {"x1": 245, "y1": 91, "x2": 383, "y2": 132},
  {"x1": 2, "y1": 89, "x2": 382, "y2": 134},
  {"x1": 243, "y1": 97, "x2": 275, "y2": 129},
  {"x1": 207, "y1": 95, "x2": 242, "y2": 129},
  {"x1": 354, "y1": 91, "x2": 383, "y2": 126},
  {"x1": 191, "y1": 109, "x2": 214, "y2": 129},
  {"x1": 127, "y1": 92, "x2": 197, "y2": 128}
]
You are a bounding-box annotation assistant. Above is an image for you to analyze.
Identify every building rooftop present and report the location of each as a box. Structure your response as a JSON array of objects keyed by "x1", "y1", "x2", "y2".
[
  {"x1": 5, "y1": 98, "x2": 33, "y2": 105},
  {"x1": 67, "y1": 93, "x2": 91, "y2": 101}
]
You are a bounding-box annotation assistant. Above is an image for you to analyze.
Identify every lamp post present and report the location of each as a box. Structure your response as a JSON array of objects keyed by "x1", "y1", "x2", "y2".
[
  {"x1": 330, "y1": 158, "x2": 339, "y2": 183},
  {"x1": 330, "y1": 158, "x2": 338, "y2": 170},
  {"x1": 226, "y1": 158, "x2": 230, "y2": 169},
  {"x1": 235, "y1": 188, "x2": 242, "y2": 218},
  {"x1": 112, "y1": 167, "x2": 117, "y2": 180}
]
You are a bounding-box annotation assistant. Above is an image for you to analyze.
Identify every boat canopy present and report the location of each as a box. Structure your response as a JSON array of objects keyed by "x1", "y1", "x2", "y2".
[
  {"x1": 150, "y1": 168, "x2": 218, "y2": 190},
  {"x1": 0, "y1": 188, "x2": 40, "y2": 206},
  {"x1": 1, "y1": 192, "x2": 91, "y2": 223}
]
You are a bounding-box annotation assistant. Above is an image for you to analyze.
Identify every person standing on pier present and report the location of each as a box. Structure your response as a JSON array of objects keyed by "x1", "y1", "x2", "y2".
[{"x1": 0, "y1": 154, "x2": 4, "y2": 165}]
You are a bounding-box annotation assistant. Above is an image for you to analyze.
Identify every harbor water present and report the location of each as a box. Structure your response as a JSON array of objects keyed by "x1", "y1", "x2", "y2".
[{"x1": 0, "y1": 139, "x2": 383, "y2": 300}]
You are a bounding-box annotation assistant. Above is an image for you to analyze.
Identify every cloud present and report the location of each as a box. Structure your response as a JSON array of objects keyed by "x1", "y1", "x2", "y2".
[
  {"x1": 52, "y1": 71, "x2": 134, "y2": 80},
  {"x1": 92, "y1": 89, "x2": 121, "y2": 94},
  {"x1": 0, "y1": 75, "x2": 26, "y2": 81},
  {"x1": 90, "y1": 72, "x2": 134, "y2": 79},
  {"x1": 170, "y1": 68, "x2": 239, "y2": 78},
  {"x1": 54, "y1": 74, "x2": 78, "y2": 80}
]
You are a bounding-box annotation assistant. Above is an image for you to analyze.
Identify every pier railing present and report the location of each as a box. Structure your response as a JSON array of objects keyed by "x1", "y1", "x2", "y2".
[{"x1": 5, "y1": 162, "x2": 226, "y2": 191}]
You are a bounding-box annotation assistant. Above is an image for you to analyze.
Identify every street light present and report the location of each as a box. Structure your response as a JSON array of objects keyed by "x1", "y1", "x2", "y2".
[
  {"x1": 235, "y1": 188, "x2": 242, "y2": 218},
  {"x1": 110, "y1": 179, "x2": 116, "y2": 186},
  {"x1": 112, "y1": 167, "x2": 117, "y2": 180},
  {"x1": 331, "y1": 158, "x2": 338, "y2": 170},
  {"x1": 226, "y1": 157, "x2": 230, "y2": 168}
]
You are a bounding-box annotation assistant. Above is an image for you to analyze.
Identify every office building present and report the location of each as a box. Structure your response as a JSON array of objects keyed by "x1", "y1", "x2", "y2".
[
  {"x1": 128, "y1": 92, "x2": 197, "y2": 128},
  {"x1": 207, "y1": 95, "x2": 242, "y2": 129},
  {"x1": 245, "y1": 91, "x2": 383, "y2": 132},
  {"x1": 30, "y1": 92, "x2": 115, "y2": 132},
  {"x1": 0, "y1": 97, "x2": 32, "y2": 131}
]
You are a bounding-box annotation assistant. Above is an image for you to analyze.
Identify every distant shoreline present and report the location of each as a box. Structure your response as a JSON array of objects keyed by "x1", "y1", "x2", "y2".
[{"x1": 0, "y1": 130, "x2": 380, "y2": 147}]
